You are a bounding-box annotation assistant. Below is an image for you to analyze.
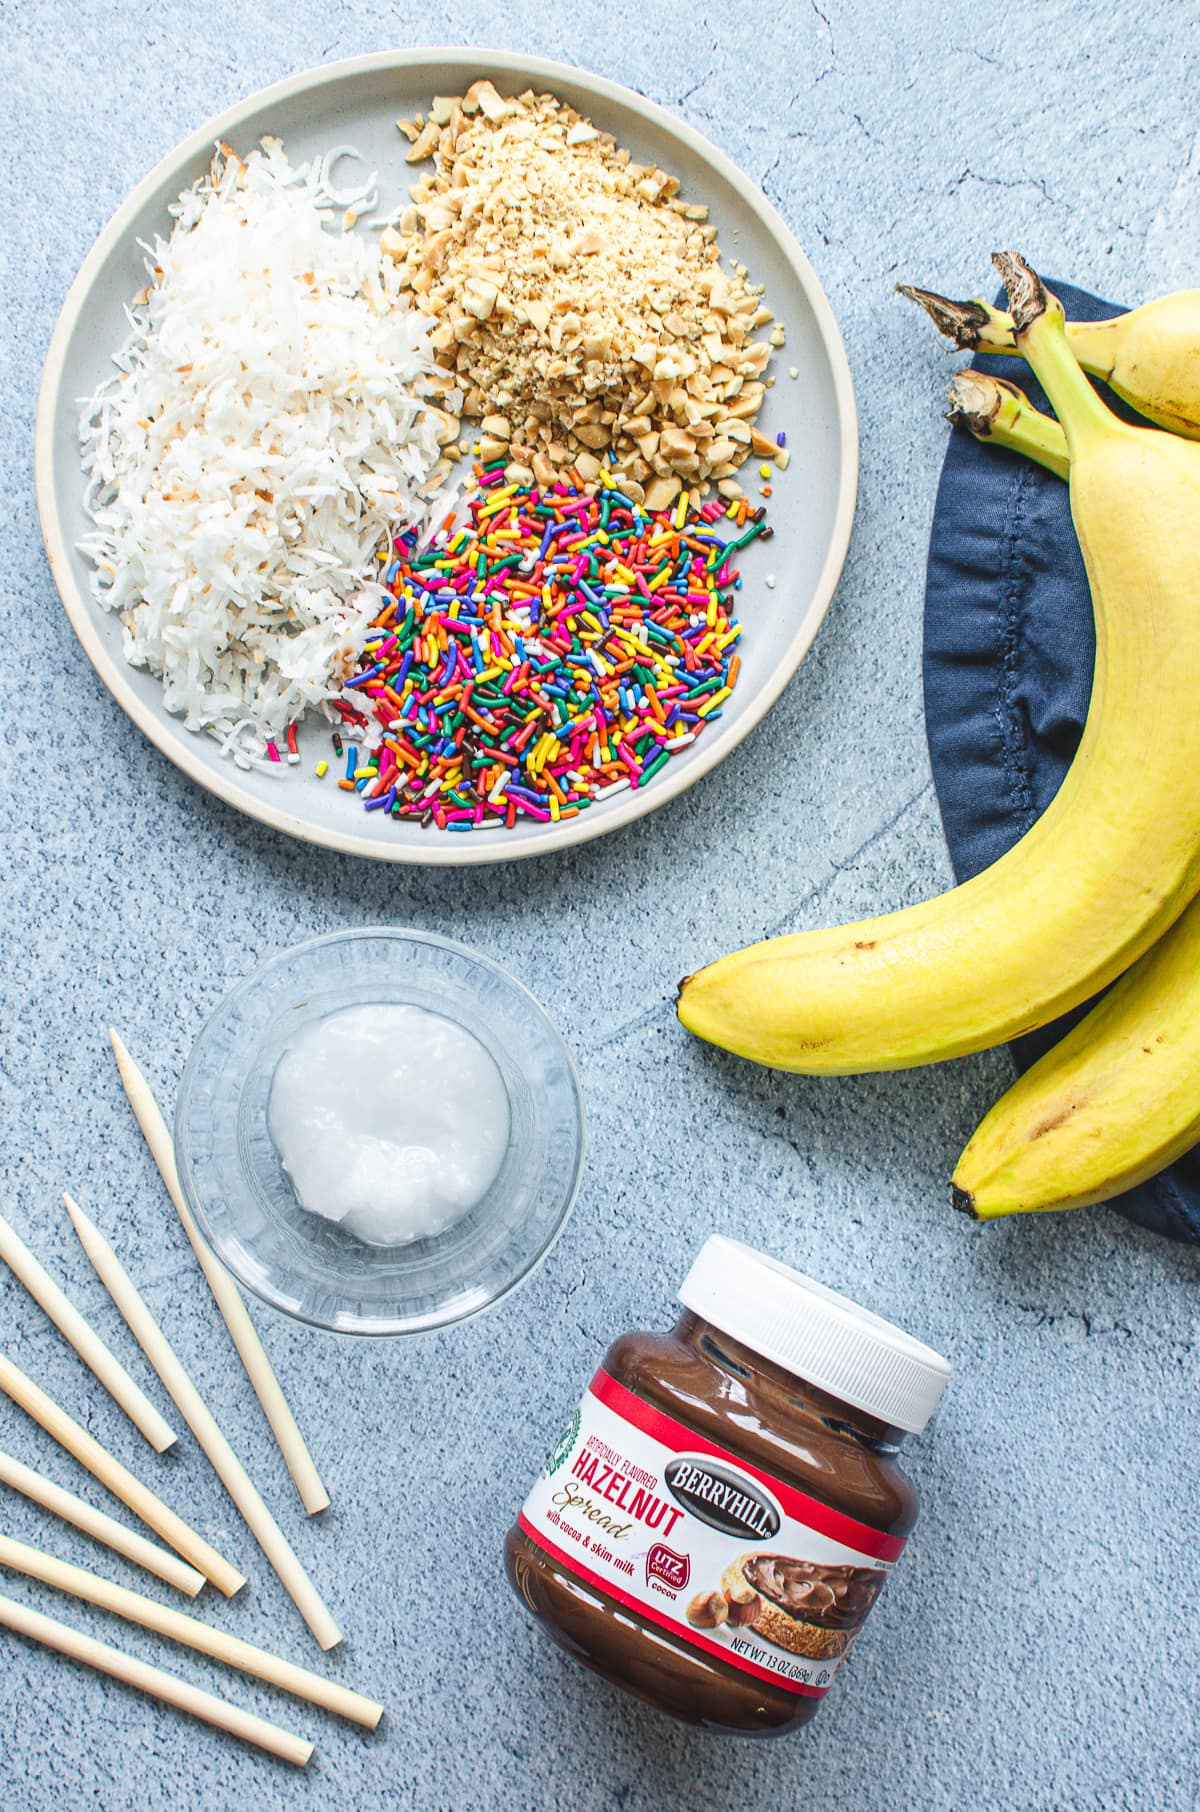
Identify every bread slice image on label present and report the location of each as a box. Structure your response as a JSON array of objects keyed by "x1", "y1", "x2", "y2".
[{"x1": 720, "y1": 1554, "x2": 888, "y2": 1660}]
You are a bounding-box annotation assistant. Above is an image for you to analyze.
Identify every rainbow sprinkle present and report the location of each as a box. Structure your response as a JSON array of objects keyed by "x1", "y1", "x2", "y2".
[{"x1": 333, "y1": 467, "x2": 769, "y2": 832}]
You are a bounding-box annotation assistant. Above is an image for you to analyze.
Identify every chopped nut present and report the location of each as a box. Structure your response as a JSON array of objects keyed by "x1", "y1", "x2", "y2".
[
  {"x1": 738, "y1": 341, "x2": 772, "y2": 377},
  {"x1": 462, "y1": 277, "x2": 499, "y2": 321},
  {"x1": 382, "y1": 87, "x2": 778, "y2": 486},
  {"x1": 724, "y1": 389, "x2": 763, "y2": 421},
  {"x1": 659, "y1": 426, "x2": 697, "y2": 461},
  {"x1": 465, "y1": 79, "x2": 512, "y2": 121},
  {"x1": 644, "y1": 474, "x2": 682, "y2": 511},
  {"x1": 405, "y1": 120, "x2": 441, "y2": 163}
]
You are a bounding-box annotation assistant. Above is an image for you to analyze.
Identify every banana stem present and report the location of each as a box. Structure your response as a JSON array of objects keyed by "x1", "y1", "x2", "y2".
[
  {"x1": 993, "y1": 253, "x2": 1113, "y2": 455},
  {"x1": 901, "y1": 281, "x2": 1124, "y2": 388},
  {"x1": 947, "y1": 373, "x2": 1069, "y2": 481},
  {"x1": 898, "y1": 285, "x2": 1019, "y2": 354}
]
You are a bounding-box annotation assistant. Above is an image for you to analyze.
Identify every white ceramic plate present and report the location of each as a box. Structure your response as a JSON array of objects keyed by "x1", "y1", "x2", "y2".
[{"x1": 36, "y1": 48, "x2": 857, "y2": 866}]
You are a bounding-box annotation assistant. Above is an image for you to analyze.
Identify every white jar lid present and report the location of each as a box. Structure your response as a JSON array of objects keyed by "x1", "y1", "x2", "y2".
[{"x1": 678, "y1": 1236, "x2": 951, "y2": 1434}]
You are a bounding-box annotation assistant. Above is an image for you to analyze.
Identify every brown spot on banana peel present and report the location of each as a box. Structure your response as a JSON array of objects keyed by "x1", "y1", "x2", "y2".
[
  {"x1": 1028, "y1": 1101, "x2": 1081, "y2": 1140},
  {"x1": 951, "y1": 1184, "x2": 979, "y2": 1219}
]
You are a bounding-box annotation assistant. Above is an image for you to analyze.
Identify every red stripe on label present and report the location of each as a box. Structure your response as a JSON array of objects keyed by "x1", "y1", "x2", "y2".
[
  {"x1": 590, "y1": 1368, "x2": 906, "y2": 1563},
  {"x1": 516, "y1": 1512, "x2": 826, "y2": 1698}
]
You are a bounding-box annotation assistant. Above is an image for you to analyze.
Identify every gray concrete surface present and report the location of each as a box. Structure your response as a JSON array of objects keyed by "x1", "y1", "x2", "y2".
[{"x1": 2, "y1": 3, "x2": 1199, "y2": 1808}]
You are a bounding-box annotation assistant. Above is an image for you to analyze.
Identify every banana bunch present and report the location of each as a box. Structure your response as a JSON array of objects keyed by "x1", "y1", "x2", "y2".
[
  {"x1": 944, "y1": 369, "x2": 1200, "y2": 1216},
  {"x1": 677, "y1": 254, "x2": 1200, "y2": 1221}
]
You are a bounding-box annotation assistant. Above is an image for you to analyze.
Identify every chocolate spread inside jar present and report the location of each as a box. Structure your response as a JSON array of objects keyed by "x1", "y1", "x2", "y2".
[{"x1": 505, "y1": 1236, "x2": 950, "y2": 1736}]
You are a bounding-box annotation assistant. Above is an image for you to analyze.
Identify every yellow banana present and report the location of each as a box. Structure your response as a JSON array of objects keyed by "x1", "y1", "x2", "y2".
[
  {"x1": 945, "y1": 372, "x2": 1068, "y2": 479},
  {"x1": 900, "y1": 282, "x2": 1200, "y2": 439},
  {"x1": 954, "y1": 897, "x2": 1200, "y2": 1216},
  {"x1": 943, "y1": 374, "x2": 1200, "y2": 1214},
  {"x1": 677, "y1": 254, "x2": 1200, "y2": 1074}
]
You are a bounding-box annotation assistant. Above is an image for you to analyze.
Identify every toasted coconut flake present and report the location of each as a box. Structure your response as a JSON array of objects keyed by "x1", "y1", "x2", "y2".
[{"x1": 80, "y1": 141, "x2": 457, "y2": 762}]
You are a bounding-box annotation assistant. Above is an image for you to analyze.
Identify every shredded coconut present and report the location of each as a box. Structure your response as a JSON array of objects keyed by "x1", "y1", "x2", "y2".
[{"x1": 80, "y1": 138, "x2": 461, "y2": 763}]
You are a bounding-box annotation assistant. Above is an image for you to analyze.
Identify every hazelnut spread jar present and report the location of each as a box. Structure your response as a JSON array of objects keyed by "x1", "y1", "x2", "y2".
[{"x1": 505, "y1": 1237, "x2": 951, "y2": 1735}]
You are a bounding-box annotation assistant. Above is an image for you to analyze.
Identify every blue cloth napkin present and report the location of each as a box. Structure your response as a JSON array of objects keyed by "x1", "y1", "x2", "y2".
[{"x1": 922, "y1": 278, "x2": 1200, "y2": 1242}]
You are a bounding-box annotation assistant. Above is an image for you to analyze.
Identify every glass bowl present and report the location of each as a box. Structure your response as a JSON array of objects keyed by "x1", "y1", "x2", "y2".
[{"x1": 174, "y1": 928, "x2": 586, "y2": 1336}]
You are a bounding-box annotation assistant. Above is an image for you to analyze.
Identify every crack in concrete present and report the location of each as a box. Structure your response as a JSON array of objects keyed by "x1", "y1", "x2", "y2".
[
  {"x1": 673, "y1": 70, "x2": 716, "y2": 107},
  {"x1": 592, "y1": 996, "x2": 672, "y2": 1056},
  {"x1": 589, "y1": 780, "x2": 936, "y2": 1058},
  {"x1": 761, "y1": 129, "x2": 810, "y2": 195},
  {"x1": 808, "y1": 0, "x2": 836, "y2": 82},
  {"x1": 1010, "y1": 1299, "x2": 1134, "y2": 1341},
  {"x1": 949, "y1": 167, "x2": 1061, "y2": 208},
  {"x1": 757, "y1": 778, "x2": 936, "y2": 943},
  {"x1": 951, "y1": 45, "x2": 1006, "y2": 69}
]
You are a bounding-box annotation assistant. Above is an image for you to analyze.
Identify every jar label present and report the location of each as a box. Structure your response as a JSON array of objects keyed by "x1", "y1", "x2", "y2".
[{"x1": 518, "y1": 1368, "x2": 906, "y2": 1697}]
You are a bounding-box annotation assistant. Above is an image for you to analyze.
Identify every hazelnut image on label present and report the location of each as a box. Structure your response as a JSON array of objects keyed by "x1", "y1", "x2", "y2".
[
  {"x1": 724, "y1": 1580, "x2": 762, "y2": 1627},
  {"x1": 686, "y1": 1591, "x2": 729, "y2": 1629}
]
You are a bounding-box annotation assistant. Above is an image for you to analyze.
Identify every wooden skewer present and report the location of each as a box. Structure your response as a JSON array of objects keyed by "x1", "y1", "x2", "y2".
[
  {"x1": 0, "y1": 1352, "x2": 244, "y2": 1598},
  {"x1": 0, "y1": 1533, "x2": 381, "y2": 1729},
  {"x1": 0, "y1": 1592, "x2": 313, "y2": 1766},
  {"x1": 109, "y1": 1030, "x2": 330, "y2": 1518},
  {"x1": 0, "y1": 1209, "x2": 176, "y2": 1455},
  {"x1": 65, "y1": 1194, "x2": 342, "y2": 1652},
  {"x1": 0, "y1": 1449, "x2": 204, "y2": 1598}
]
